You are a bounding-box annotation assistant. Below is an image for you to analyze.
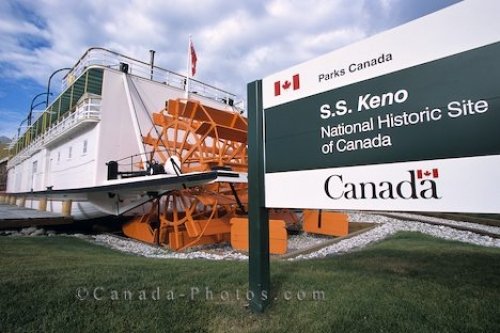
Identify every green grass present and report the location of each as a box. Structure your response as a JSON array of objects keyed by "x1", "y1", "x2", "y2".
[{"x1": 1, "y1": 233, "x2": 499, "y2": 333}]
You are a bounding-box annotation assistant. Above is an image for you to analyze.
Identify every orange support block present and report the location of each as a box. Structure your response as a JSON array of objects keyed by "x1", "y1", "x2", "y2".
[
  {"x1": 122, "y1": 217, "x2": 158, "y2": 244},
  {"x1": 185, "y1": 219, "x2": 231, "y2": 238},
  {"x1": 303, "y1": 210, "x2": 349, "y2": 236},
  {"x1": 230, "y1": 218, "x2": 288, "y2": 255}
]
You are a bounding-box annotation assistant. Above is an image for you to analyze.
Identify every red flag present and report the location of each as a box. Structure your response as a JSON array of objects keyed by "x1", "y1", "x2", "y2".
[
  {"x1": 416, "y1": 168, "x2": 439, "y2": 179},
  {"x1": 190, "y1": 39, "x2": 197, "y2": 76},
  {"x1": 274, "y1": 74, "x2": 300, "y2": 96}
]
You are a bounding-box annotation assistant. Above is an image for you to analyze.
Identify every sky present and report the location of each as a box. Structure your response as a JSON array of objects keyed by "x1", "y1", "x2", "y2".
[{"x1": 0, "y1": 0, "x2": 460, "y2": 139}]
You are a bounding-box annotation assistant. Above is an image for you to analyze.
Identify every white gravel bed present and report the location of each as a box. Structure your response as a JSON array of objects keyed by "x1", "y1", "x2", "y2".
[
  {"x1": 292, "y1": 212, "x2": 500, "y2": 260},
  {"x1": 92, "y1": 234, "x2": 248, "y2": 261},
  {"x1": 379, "y1": 212, "x2": 500, "y2": 236},
  {"x1": 92, "y1": 233, "x2": 337, "y2": 259},
  {"x1": 287, "y1": 233, "x2": 330, "y2": 251}
]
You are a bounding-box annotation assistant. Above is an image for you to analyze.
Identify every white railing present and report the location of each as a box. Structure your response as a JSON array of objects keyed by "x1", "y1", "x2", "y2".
[
  {"x1": 7, "y1": 97, "x2": 101, "y2": 168},
  {"x1": 43, "y1": 101, "x2": 101, "y2": 145},
  {"x1": 63, "y1": 47, "x2": 240, "y2": 105}
]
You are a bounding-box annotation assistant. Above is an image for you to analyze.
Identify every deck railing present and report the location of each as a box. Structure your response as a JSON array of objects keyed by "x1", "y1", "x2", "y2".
[
  {"x1": 64, "y1": 47, "x2": 239, "y2": 104},
  {"x1": 7, "y1": 96, "x2": 101, "y2": 168}
]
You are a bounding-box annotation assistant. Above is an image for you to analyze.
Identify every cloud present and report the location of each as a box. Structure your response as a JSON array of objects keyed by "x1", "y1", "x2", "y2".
[
  {"x1": 0, "y1": 108, "x2": 26, "y2": 139},
  {"x1": 0, "y1": 0, "x2": 460, "y2": 138}
]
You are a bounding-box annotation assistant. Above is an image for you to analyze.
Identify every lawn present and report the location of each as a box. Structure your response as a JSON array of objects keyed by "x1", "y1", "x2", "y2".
[{"x1": 0, "y1": 232, "x2": 499, "y2": 333}]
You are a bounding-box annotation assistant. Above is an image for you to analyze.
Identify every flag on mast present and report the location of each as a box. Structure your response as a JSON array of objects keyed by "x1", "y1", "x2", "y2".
[
  {"x1": 185, "y1": 35, "x2": 197, "y2": 97},
  {"x1": 190, "y1": 38, "x2": 197, "y2": 76}
]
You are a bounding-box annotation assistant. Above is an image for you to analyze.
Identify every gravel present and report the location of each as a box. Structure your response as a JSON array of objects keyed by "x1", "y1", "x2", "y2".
[
  {"x1": 92, "y1": 234, "x2": 249, "y2": 261},
  {"x1": 293, "y1": 212, "x2": 500, "y2": 260},
  {"x1": 287, "y1": 233, "x2": 330, "y2": 251},
  {"x1": 3, "y1": 212, "x2": 500, "y2": 261},
  {"x1": 380, "y1": 212, "x2": 500, "y2": 236}
]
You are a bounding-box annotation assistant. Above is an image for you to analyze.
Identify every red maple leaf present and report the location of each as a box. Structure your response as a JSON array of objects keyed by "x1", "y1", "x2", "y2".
[{"x1": 282, "y1": 80, "x2": 291, "y2": 89}]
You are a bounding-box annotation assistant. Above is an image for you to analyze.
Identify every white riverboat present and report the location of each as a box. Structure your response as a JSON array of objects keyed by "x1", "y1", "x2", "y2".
[{"x1": 5, "y1": 47, "x2": 245, "y2": 219}]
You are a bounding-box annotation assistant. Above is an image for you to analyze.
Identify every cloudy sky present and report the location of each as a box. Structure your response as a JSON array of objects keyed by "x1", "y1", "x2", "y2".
[{"x1": 0, "y1": 0, "x2": 459, "y2": 139}]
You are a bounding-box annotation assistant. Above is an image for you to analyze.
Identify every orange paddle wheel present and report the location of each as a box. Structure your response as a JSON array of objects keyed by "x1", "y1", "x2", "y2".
[{"x1": 122, "y1": 98, "x2": 295, "y2": 253}]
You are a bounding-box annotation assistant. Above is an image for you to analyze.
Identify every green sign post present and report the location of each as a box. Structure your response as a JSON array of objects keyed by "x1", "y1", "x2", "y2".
[{"x1": 247, "y1": 80, "x2": 270, "y2": 312}]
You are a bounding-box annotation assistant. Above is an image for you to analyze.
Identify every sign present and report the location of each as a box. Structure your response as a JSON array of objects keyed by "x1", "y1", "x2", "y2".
[{"x1": 260, "y1": 0, "x2": 500, "y2": 213}]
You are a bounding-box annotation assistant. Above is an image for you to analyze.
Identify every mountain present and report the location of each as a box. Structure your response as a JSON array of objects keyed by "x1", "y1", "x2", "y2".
[
  {"x1": 0, "y1": 136, "x2": 11, "y2": 160},
  {"x1": 0, "y1": 136, "x2": 11, "y2": 144}
]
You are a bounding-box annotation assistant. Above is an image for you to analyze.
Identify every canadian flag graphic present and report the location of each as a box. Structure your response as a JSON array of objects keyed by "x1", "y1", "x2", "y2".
[
  {"x1": 274, "y1": 74, "x2": 300, "y2": 96},
  {"x1": 416, "y1": 168, "x2": 439, "y2": 179}
]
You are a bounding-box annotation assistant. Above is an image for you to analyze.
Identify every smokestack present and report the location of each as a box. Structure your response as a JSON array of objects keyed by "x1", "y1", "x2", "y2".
[{"x1": 149, "y1": 50, "x2": 156, "y2": 80}]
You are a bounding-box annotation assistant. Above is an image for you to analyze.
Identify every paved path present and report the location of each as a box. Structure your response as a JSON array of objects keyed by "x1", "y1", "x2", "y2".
[{"x1": 0, "y1": 203, "x2": 72, "y2": 229}]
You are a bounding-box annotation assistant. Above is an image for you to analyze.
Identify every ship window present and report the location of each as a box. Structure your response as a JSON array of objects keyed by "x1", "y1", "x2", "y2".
[
  {"x1": 82, "y1": 140, "x2": 88, "y2": 155},
  {"x1": 68, "y1": 146, "x2": 72, "y2": 159},
  {"x1": 32, "y1": 161, "x2": 38, "y2": 174}
]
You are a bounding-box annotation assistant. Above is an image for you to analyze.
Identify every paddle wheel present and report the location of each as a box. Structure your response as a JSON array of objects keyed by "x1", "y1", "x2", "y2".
[
  {"x1": 142, "y1": 99, "x2": 248, "y2": 174},
  {"x1": 123, "y1": 98, "x2": 258, "y2": 251}
]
